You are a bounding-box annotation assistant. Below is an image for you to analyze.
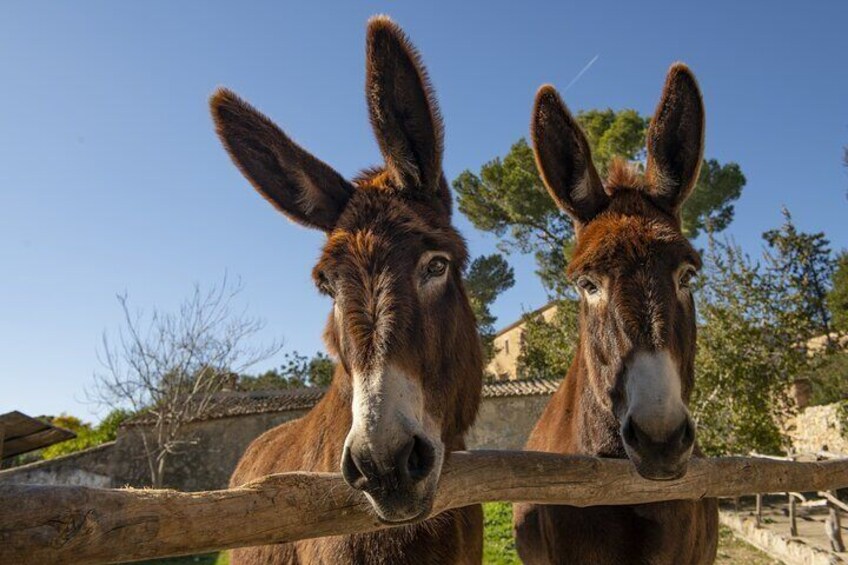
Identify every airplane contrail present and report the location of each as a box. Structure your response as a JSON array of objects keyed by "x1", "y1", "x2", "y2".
[{"x1": 564, "y1": 54, "x2": 600, "y2": 92}]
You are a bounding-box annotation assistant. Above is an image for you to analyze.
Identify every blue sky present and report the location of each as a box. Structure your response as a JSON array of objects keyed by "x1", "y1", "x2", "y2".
[{"x1": 2, "y1": 1, "x2": 846, "y2": 421}]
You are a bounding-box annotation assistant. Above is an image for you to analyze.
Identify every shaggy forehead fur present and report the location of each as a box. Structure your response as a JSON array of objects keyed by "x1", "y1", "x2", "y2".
[
  {"x1": 568, "y1": 162, "x2": 701, "y2": 279},
  {"x1": 317, "y1": 170, "x2": 468, "y2": 275},
  {"x1": 314, "y1": 169, "x2": 469, "y2": 373}
]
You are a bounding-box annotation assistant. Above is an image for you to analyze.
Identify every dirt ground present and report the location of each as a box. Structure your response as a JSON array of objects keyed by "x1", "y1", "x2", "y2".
[{"x1": 721, "y1": 495, "x2": 848, "y2": 563}]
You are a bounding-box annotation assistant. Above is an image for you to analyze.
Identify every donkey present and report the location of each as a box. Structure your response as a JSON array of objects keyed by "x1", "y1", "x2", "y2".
[
  {"x1": 210, "y1": 16, "x2": 483, "y2": 565},
  {"x1": 513, "y1": 64, "x2": 719, "y2": 564}
]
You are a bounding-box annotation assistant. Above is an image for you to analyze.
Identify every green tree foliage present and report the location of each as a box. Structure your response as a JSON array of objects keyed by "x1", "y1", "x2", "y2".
[
  {"x1": 683, "y1": 160, "x2": 746, "y2": 238},
  {"x1": 453, "y1": 109, "x2": 746, "y2": 296},
  {"x1": 828, "y1": 251, "x2": 848, "y2": 333},
  {"x1": 762, "y1": 207, "x2": 835, "y2": 338},
  {"x1": 39, "y1": 409, "x2": 132, "y2": 460},
  {"x1": 516, "y1": 300, "x2": 579, "y2": 380},
  {"x1": 239, "y1": 351, "x2": 335, "y2": 390},
  {"x1": 804, "y1": 350, "x2": 848, "y2": 406},
  {"x1": 453, "y1": 139, "x2": 573, "y2": 297},
  {"x1": 577, "y1": 109, "x2": 648, "y2": 174},
  {"x1": 465, "y1": 254, "x2": 515, "y2": 362},
  {"x1": 693, "y1": 239, "x2": 798, "y2": 455},
  {"x1": 693, "y1": 212, "x2": 838, "y2": 455}
]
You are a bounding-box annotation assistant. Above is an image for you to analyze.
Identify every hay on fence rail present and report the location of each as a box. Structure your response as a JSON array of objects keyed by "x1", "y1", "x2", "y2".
[{"x1": 2, "y1": 450, "x2": 848, "y2": 565}]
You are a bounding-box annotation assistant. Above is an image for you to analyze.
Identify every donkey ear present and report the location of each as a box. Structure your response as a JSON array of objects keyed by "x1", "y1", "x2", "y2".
[
  {"x1": 210, "y1": 88, "x2": 353, "y2": 232},
  {"x1": 645, "y1": 63, "x2": 705, "y2": 213},
  {"x1": 365, "y1": 16, "x2": 446, "y2": 202},
  {"x1": 531, "y1": 85, "x2": 608, "y2": 226}
]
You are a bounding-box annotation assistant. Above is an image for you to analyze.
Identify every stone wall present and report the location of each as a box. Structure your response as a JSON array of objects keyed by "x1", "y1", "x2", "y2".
[
  {"x1": 111, "y1": 409, "x2": 311, "y2": 491},
  {"x1": 0, "y1": 441, "x2": 115, "y2": 487},
  {"x1": 0, "y1": 392, "x2": 554, "y2": 492},
  {"x1": 788, "y1": 401, "x2": 848, "y2": 455},
  {"x1": 112, "y1": 393, "x2": 554, "y2": 491},
  {"x1": 5, "y1": 396, "x2": 846, "y2": 494},
  {"x1": 465, "y1": 394, "x2": 550, "y2": 450}
]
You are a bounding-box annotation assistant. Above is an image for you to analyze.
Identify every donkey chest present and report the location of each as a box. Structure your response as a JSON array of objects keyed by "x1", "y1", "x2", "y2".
[
  {"x1": 535, "y1": 501, "x2": 714, "y2": 565},
  {"x1": 295, "y1": 506, "x2": 482, "y2": 565}
]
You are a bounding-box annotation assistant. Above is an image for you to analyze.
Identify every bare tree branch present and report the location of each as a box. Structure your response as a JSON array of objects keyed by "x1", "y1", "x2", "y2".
[{"x1": 89, "y1": 276, "x2": 283, "y2": 487}]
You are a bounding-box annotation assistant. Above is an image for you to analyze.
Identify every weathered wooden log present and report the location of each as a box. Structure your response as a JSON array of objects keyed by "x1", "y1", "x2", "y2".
[{"x1": 3, "y1": 451, "x2": 848, "y2": 564}]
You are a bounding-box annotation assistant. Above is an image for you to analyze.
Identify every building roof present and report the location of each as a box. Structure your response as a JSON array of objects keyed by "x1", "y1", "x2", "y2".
[
  {"x1": 0, "y1": 411, "x2": 76, "y2": 459},
  {"x1": 127, "y1": 377, "x2": 561, "y2": 425},
  {"x1": 492, "y1": 300, "x2": 559, "y2": 338}
]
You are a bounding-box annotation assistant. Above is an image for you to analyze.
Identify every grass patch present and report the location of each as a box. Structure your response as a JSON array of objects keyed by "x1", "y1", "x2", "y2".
[
  {"x1": 482, "y1": 502, "x2": 520, "y2": 564},
  {"x1": 715, "y1": 525, "x2": 778, "y2": 564},
  {"x1": 130, "y1": 553, "x2": 228, "y2": 565}
]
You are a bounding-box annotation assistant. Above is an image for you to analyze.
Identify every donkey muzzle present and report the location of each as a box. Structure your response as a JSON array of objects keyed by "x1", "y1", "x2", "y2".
[
  {"x1": 621, "y1": 414, "x2": 695, "y2": 480},
  {"x1": 341, "y1": 435, "x2": 439, "y2": 523}
]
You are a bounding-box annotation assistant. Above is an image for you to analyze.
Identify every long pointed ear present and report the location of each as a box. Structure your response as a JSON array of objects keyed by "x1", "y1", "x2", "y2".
[
  {"x1": 531, "y1": 85, "x2": 608, "y2": 227},
  {"x1": 365, "y1": 16, "x2": 448, "y2": 209},
  {"x1": 645, "y1": 63, "x2": 705, "y2": 213},
  {"x1": 210, "y1": 88, "x2": 353, "y2": 232}
]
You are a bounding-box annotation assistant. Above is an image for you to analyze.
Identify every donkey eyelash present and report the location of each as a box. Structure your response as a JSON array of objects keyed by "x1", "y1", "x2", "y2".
[
  {"x1": 576, "y1": 276, "x2": 600, "y2": 295},
  {"x1": 316, "y1": 272, "x2": 336, "y2": 297},
  {"x1": 422, "y1": 256, "x2": 450, "y2": 281},
  {"x1": 678, "y1": 266, "x2": 698, "y2": 289}
]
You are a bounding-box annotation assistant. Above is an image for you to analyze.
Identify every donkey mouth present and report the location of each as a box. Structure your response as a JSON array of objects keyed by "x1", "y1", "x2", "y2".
[
  {"x1": 634, "y1": 464, "x2": 688, "y2": 481},
  {"x1": 627, "y1": 454, "x2": 691, "y2": 481},
  {"x1": 368, "y1": 491, "x2": 435, "y2": 525}
]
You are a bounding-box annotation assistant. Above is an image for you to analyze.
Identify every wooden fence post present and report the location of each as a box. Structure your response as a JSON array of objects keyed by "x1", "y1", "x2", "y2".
[
  {"x1": 788, "y1": 492, "x2": 797, "y2": 537},
  {"x1": 826, "y1": 490, "x2": 845, "y2": 552}
]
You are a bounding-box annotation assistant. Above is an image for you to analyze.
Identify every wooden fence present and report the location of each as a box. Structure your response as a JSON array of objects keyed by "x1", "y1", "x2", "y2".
[
  {"x1": 747, "y1": 450, "x2": 846, "y2": 552},
  {"x1": 2, "y1": 450, "x2": 848, "y2": 564}
]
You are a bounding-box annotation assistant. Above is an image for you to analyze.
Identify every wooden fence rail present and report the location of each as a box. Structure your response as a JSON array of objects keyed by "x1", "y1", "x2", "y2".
[
  {"x1": 748, "y1": 451, "x2": 846, "y2": 549},
  {"x1": 2, "y1": 451, "x2": 848, "y2": 564}
]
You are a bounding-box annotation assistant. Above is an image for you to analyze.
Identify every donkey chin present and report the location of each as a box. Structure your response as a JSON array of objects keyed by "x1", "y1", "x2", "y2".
[
  {"x1": 619, "y1": 351, "x2": 697, "y2": 481},
  {"x1": 341, "y1": 365, "x2": 446, "y2": 524}
]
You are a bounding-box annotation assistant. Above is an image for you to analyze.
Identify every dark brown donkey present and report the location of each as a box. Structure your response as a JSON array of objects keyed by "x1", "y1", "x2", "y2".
[
  {"x1": 514, "y1": 64, "x2": 719, "y2": 564},
  {"x1": 210, "y1": 16, "x2": 483, "y2": 565}
]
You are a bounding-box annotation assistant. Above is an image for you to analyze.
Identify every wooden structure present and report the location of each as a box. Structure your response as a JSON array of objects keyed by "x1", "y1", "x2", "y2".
[
  {"x1": 2, "y1": 451, "x2": 848, "y2": 564},
  {"x1": 0, "y1": 411, "x2": 75, "y2": 460},
  {"x1": 749, "y1": 450, "x2": 846, "y2": 552}
]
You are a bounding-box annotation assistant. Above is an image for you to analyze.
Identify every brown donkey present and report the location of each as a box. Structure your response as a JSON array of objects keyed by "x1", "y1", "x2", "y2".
[
  {"x1": 514, "y1": 64, "x2": 718, "y2": 564},
  {"x1": 210, "y1": 16, "x2": 483, "y2": 565}
]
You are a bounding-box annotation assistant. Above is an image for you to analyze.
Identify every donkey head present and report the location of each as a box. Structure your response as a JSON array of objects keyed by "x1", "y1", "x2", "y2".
[
  {"x1": 210, "y1": 16, "x2": 481, "y2": 522},
  {"x1": 532, "y1": 64, "x2": 704, "y2": 480}
]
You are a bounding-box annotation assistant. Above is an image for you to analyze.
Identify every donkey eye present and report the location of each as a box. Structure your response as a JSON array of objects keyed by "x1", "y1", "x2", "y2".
[
  {"x1": 678, "y1": 267, "x2": 697, "y2": 289},
  {"x1": 577, "y1": 276, "x2": 599, "y2": 295},
  {"x1": 425, "y1": 256, "x2": 449, "y2": 278},
  {"x1": 316, "y1": 271, "x2": 336, "y2": 298}
]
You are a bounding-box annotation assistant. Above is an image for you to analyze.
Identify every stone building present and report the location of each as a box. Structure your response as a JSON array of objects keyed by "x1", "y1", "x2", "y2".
[{"x1": 486, "y1": 301, "x2": 558, "y2": 380}]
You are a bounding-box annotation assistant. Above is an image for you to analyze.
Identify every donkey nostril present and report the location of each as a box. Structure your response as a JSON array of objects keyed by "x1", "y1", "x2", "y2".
[
  {"x1": 680, "y1": 418, "x2": 695, "y2": 448},
  {"x1": 405, "y1": 436, "x2": 436, "y2": 482},
  {"x1": 622, "y1": 417, "x2": 639, "y2": 448},
  {"x1": 341, "y1": 448, "x2": 369, "y2": 491}
]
